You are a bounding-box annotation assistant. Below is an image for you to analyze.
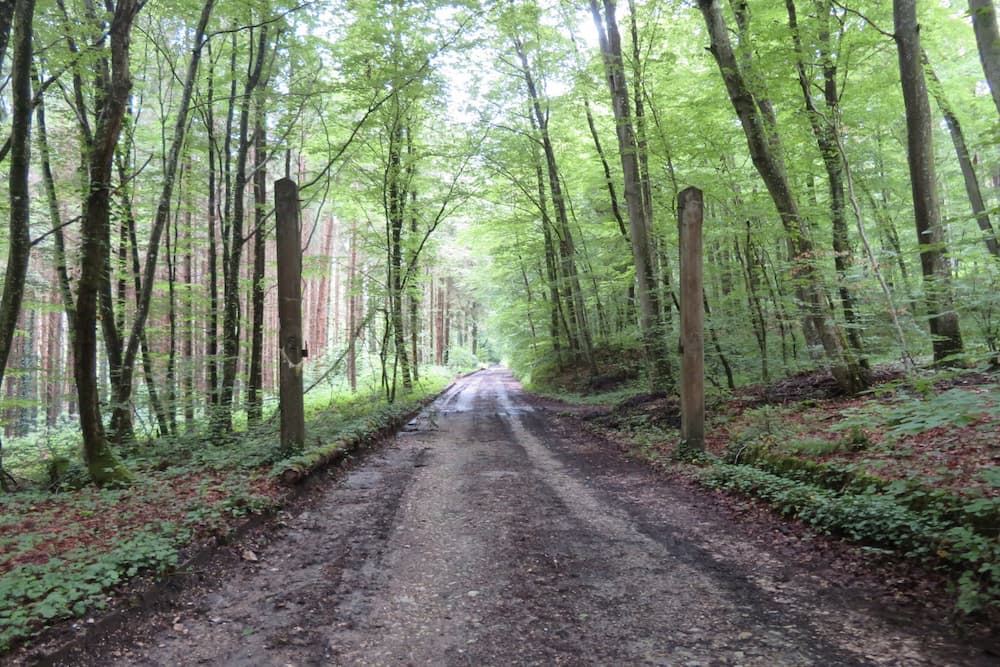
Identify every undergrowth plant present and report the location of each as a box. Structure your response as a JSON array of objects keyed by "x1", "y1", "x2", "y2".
[
  {"x1": 0, "y1": 529, "x2": 182, "y2": 650},
  {"x1": 835, "y1": 385, "x2": 1000, "y2": 442},
  {"x1": 699, "y1": 464, "x2": 1000, "y2": 613}
]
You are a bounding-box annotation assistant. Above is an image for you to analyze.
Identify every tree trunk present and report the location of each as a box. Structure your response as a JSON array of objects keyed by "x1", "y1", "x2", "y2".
[
  {"x1": 74, "y1": 0, "x2": 140, "y2": 486},
  {"x1": 698, "y1": 0, "x2": 868, "y2": 393},
  {"x1": 107, "y1": 0, "x2": 214, "y2": 442},
  {"x1": 248, "y1": 105, "x2": 268, "y2": 423},
  {"x1": 347, "y1": 220, "x2": 358, "y2": 391},
  {"x1": 894, "y1": 0, "x2": 964, "y2": 362},
  {"x1": 0, "y1": 0, "x2": 34, "y2": 490},
  {"x1": 183, "y1": 200, "x2": 196, "y2": 428},
  {"x1": 970, "y1": 0, "x2": 1000, "y2": 118},
  {"x1": 218, "y1": 25, "x2": 268, "y2": 433},
  {"x1": 590, "y1": 0, "x2": 671, "y2": 388},
  {"x1": 514, "y1": 34, "x2": 596, "y2": 376},
  {"x1": 533, "y1": 128, "x2": 564, "y2": 361},
  {"x1": 735, "y1": 228, "x2": 769, "y2": 382},
  {"x1": 204, "y1": 45, "x2": 221, "y2": 412},
  {"x1": 386, "y1": 118, "x2": 412, "y2": 393},
  {"x1": 409, "y1": 201, "x2": 421, "y2": 381},
  {"x1": 923, "y1": 50, "x2": 1000, "y2": 258},
  {"x1": 786, "y1": 0, "x2": 867, "y2": 363}
]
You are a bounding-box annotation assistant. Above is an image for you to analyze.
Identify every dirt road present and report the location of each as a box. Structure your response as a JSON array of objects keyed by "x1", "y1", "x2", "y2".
[{"x1": 43, "y1": 370, "x2": 993, "y2": 666}]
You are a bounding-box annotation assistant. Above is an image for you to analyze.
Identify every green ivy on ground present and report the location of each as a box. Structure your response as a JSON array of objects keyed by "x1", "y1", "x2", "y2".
[{"x1": 698, "y1": 463, "x2": 1000, "y2": 614}]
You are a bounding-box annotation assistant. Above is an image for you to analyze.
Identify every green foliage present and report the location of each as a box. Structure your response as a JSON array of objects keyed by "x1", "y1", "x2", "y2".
[
  {"x1": 0, "y1": 529, "x2": 183, "y2": 651},
  {"x1": 834, "y1": 385, "x2": 1000, "y2": 441},
  {"x1": 699, "y1": 464, "x2": 1000, "y2": 613}
]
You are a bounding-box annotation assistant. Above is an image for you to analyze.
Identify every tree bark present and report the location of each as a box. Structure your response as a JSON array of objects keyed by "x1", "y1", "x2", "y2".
[
  {"x1": 248, "y1": 104, "x2": 268, "y2": 423},
  {"x1": 923, "y1": 50, "x2": 1000, "y2": 259},
  {"x1": 204, "y1": 44, "x2": 221, "y2": 412},
  {"x1": 590, "y1": 0, "x2": 671, "y2": 388},
  {"x1": 894, "y1": 0, "x2": 964, "y2": 362},
  {"x1": 513, "y1": 34, "x2": 597, "y2": 377},
  {"x1": 106, "y1": 0, "x2": 214, "y2": 442},
  {"x1": 74, "y1": 0, "x2": 140, "y2": 486},
  {"x1": 0, "y1": 0, "x2": 34, "y2": 490},
  {"x1": 386, "y1": 115, "x2": 412, "y2": 394},
  {"x1": 970, "y1": 0, "x2": 1000, "y2": 118},
  {"x1": 347, "y1": 220, "x2": 359, "y2": 392},
  {"x1": 218, "y1": 25, "x2": 268, "y2": 434},
  {"x1": 785, "y1": 0, "x2": 867, "y2": 363},
  {"x1": 513, "y1": 35, "x2": 597, "y2": 376}
]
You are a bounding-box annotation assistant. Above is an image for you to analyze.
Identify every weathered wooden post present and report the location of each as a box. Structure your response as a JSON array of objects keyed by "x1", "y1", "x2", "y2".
[
  {"x1": 678, "y1": 186, "x2": 705, "y2": 453},
  {"x1": 275, "y1": 178, "x2": 305, "y2": 452}
]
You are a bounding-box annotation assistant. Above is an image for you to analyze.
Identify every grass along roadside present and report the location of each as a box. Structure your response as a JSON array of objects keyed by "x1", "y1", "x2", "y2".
[{"x1": 0, "y1": 370, "x2": 453, "y2": 654}]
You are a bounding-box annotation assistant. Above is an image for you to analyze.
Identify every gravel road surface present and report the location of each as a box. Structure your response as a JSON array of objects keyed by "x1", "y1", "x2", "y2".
[{"x1": 35, "y1": 369, "x2": 994, "y2": 666}]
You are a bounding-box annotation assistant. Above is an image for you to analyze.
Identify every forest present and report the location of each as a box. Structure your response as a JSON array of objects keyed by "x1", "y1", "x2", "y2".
[{"x1": 0, "y1": 0, "x2": 999, "y2": 654}]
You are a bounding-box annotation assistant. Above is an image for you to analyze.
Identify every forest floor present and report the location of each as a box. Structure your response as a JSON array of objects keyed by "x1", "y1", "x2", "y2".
[{"x1": 5, "y1": 368, "x2": 997, "y2": 666}]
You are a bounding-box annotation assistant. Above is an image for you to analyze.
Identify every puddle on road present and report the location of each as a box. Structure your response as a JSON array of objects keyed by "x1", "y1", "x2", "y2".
[{"x1": 400, "y1": 371, "x2": 534, "y2": 435}]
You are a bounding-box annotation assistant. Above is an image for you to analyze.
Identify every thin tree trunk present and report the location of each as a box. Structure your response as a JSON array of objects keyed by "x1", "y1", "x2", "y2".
[
  {"x1": 34, "y1": 76, "x2": 76, "y2": 339},
  {"x1": 786, "y1": 0, "x2": 867, "y2": 362},
  {"x1": 183, "y1": 196, "x2": 195, "y2": 428},
  {"x1": 514, "y1": 35, "x2": 596, "y2": 376},
  {"x1": 118, "y1": 161, "x2": 170, "y2": 437},
  {"x1": 386, "y1": 118, "x2": 412, "y2": 392},
  {"x1": 248, "y1": 105, "x2": 267, "y2": 423},
  {"x1": 107, "y1": 0, "x2": 213, "y2": 442},
  {"x1": 219, "y1": 25, "x2": 267, "y2": 433},
  {"x1": 583, "y1": 98, "x2": 627, "y2": 238},
  {"x1": 923, "y1": 49, "x2": 1000, "y2": 258},
  {"x1": 734, "y1": 230, "x2": 769, "y2": 382},
  {"x1": 347, "y1": 220, "x2": 358, "y2": 391},
  {"x1": 532, "y1": 127, "x2": 564, "y2": 361},
  {"x1": 205, "y1": 45, "x2": 221, "y2": 411}
]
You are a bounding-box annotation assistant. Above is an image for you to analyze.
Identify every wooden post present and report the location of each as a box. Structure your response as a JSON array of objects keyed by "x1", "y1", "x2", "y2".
[
  {"x1": 275, "y1": 178, "x2": 305, "y2": 452},
  {"x1": 678, "y1": 187, "x2": 705, "y2": 453}
]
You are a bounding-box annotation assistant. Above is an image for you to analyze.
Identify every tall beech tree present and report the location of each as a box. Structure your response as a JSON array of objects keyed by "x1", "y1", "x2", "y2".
[
  {"x1": 217, "y1": 24, "x2": 270, "y2": 435},
  {"x1": 893, "y1": 0, "x2": 964, "y2": 362},
  {"x1": 511, "y1": 29, "x2": 597, "y2": 377},
  {"x1": 923, "y1": 50, "x2": 1000, "y2": 259},
  {"x1": 109, "y1": 0, "x2": 216, "y2": 444},
  {"x1": 785, "y1": 0, "x2": 867, "y2": 363},
  {"x1": 0, "y1": 0, "x2": 35, "y2": 491},
  {"x1": 73, "y1": 0, "x2": 141, "y2": 486},
  {"x1": 589, "y1": 0, "x2": 671, "y2": 389}
]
